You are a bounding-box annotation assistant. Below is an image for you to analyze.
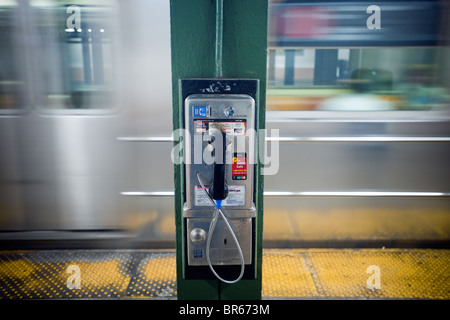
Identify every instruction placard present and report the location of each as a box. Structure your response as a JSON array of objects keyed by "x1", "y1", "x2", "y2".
[{"x1": 195, "y1": 185, "x2": 246, "y2": 206}]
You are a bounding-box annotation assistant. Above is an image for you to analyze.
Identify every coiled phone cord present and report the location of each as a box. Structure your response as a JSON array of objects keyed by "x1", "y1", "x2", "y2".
[{"x1": 196, "y1": 172, "x2": 245, "y2": 284}]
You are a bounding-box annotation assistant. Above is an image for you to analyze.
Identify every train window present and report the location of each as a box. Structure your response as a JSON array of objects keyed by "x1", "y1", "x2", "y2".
[
  {"x1": 267, "y1": 47, "x2": 449, "y2": 111},
  {"x1": 30, "y1": 0, "x2": 119, "y2": 112},
  {"x1": 267, "y1": 1, "x2": 450, "y2": 113},
  {"x1": 0, "y1": 0, "x2": 27, "y2": 114}
]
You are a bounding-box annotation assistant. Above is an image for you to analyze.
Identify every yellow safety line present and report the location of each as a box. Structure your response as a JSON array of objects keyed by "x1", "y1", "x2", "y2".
[{"x1": 0, "y1": 249, "x2": 448, "y2": 299}]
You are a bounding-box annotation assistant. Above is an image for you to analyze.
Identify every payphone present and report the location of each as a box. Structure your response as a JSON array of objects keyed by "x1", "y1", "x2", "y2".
[{"x1": 182, "y1": 79, "x2": 257, "y2": 283}]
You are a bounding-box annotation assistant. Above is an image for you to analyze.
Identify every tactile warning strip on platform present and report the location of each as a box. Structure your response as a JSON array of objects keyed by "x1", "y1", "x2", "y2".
[
  {"x1": 0, "y1": 250, "x2": 176, "y2": 299},
  {"x1": 0, "y1": 249, "x2": 448, "y2": 299},
  {"x1": 262, "y1": 249, "x2": 450, "y2": 299}
]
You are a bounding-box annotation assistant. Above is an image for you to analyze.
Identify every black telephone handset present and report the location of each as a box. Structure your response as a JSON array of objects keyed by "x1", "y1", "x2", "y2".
[{"x1": 209, "y1": 129, "x2": 228, "y2": 201}]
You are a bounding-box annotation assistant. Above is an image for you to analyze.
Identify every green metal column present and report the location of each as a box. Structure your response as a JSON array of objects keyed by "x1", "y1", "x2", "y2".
[{"x1": 170, "y1": 0, "x2": 268, "y2": 300}]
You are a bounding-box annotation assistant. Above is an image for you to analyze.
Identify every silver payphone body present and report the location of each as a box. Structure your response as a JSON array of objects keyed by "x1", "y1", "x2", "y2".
[{"x1": 183, "y1": 92, "x2": 256, "y2": 281}]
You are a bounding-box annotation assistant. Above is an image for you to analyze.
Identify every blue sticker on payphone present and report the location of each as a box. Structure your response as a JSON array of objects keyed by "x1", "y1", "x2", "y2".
[
  {"x1": 193, "y1": 106, "x2": 209, "y2": 117},
  {"x1": 193, "y1": 249, "x2": 203, "y2": 258}
]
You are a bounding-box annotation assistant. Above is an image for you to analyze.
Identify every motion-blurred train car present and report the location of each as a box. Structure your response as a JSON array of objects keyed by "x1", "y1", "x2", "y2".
[
  {"x1": 264, "y1": 0, "x2": 450, "y2": 247},
  {"x1": 0, "y1": 0, "x2": 175, "y2": 247},
  {"x1": 0, "y1": 0, "x2": 449, "y2": 249}
]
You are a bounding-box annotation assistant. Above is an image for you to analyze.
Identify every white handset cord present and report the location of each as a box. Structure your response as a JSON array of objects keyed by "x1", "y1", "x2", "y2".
[{"x1": 196, "y1": 172, "x2": 245, "y2": 284}]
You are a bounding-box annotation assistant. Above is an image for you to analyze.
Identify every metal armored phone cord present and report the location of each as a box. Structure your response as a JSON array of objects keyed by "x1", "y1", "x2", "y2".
[{"x1": 196, "y1": 172, "x2": 245, "y2": 284}]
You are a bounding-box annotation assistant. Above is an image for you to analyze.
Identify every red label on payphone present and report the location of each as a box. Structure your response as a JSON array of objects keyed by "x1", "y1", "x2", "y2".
[{"x1": 232, "y1": 152, "x2": 247, "y2": 180}]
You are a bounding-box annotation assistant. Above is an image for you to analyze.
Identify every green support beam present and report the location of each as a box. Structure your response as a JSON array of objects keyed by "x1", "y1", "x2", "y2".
[{"x1": 170, "y1": 0, "x2": 268, "y2": 300}]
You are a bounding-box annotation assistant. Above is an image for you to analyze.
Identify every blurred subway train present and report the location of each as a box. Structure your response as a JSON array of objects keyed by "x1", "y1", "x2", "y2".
[{"x1": 0, "y1": 0, "x2": 449, "y2": 249}]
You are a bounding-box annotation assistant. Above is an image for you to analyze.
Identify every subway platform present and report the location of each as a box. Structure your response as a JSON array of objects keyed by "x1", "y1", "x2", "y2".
[{"x1": 0, "y1": 248, "x2": 448, "y2": 300}]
